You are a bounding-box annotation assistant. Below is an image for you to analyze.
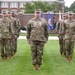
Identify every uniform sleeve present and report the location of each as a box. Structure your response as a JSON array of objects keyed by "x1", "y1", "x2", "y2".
[
  {"x1": 26, "y1": 20, "x2": 31, "y2": 41},
  {"x1": 44, "y1": 20, "x2": 49, "y2": 43},
  {"x1": 16, "y1": 19, "x2": 21, "y2": 37},
  {"x1": 10, "y1": 20, "x2": 15, "y2": 35},
  {"x1": 73, "y1": 20, "x2": 75, "y2": 38},
  {"x1": 61, "y1": 22, "x2": 66, "y2": 36},
  {"x1": 56, "y1": 21, "x2": 60, "y2": 34}
]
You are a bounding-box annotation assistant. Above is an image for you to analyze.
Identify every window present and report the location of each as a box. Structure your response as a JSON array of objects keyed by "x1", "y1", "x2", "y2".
[
  {"x1": 10, "y1": 2, "x2": 18, "y2": 8},
  {"x1": 20, "y1": 2, "x2": 25, "y2": 8},
  {"x1": 1, "y1": 2, "x2": 8, "y2": 8}
]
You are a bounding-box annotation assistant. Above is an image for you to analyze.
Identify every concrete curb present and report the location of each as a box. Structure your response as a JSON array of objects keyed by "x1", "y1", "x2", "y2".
[{"x1": 18, "y1": 36, "x2": 59, "y2": 40}]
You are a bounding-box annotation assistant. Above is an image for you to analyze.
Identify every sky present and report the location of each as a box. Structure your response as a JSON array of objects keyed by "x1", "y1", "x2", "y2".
[{"x1": 65, "y1": 0, "x2": 75, "y2": 7}]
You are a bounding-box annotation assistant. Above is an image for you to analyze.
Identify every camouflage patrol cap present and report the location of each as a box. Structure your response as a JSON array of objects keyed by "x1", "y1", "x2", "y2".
[
  {"x1": 65, "y1": 12, "x2": 68, "y2": 16},
  {"x1": 62, "y1": 13, "x2": 66, "y2": 17},
  {"x1": 7, "y1": 11, "x2": 11, "y2": 14},
  {"x1": 67, "y1": 11, "x2": 73, "y2": 15},
  {"x1": 35, "y1": 9, "x2": 41, "y2": 13},
  {"x1": 3, "y1": 12, "x2": 6, "y2": 14}
]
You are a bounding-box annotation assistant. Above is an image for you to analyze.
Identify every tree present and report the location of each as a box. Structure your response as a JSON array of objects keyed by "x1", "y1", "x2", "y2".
[
  {"x1": 64, "y1": 6, "x2": 69, "y2": 12},
  {"x1": 69, "y1": 1, "x2": 75, "y2": 13},
  {"x1": 24, "y1": 2, "x2": 60, "y2": 13}
]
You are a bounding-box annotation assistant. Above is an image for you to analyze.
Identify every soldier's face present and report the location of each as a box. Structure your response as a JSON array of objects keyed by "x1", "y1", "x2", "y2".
[
  {"x1": 62, "y1": 16, "x2": 66, "y2": 20},
  {"x1": 34, "y1": 12, "x2": 41, "y2": 18},
  {"x1": 7, "y1": 13, "x2": 11, "y2": 17},
  {"x1": 2, "y1": 13, "x2": 7, "y2": 18},
  {"x1": 68, "y1": 14, "x2": 73, "y2": 19}
]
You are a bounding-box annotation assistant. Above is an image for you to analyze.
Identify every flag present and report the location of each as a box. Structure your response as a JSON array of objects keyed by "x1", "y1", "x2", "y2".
[
  {"x1": 41, "y1": 12, "x2": 45, "y2": 18},
  {"x1": 53, "y1": 12, "x2": 56, "y2": 30},
  {"x1": 48, "y1": 12, "x2": 53, "y2": 31}
]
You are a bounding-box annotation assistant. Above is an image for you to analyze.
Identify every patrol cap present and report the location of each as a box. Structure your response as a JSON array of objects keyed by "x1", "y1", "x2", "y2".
[
  {"x1": 35, "y1": 9, "x2": 41, "y2": 13},
  {"x1": 62, "y1": 13, "x2": 66, "y2": 17},
  {"x1": 67, "y1": 11, "x2": 73, "y2": 15},
  {"x1": 3, "y1": 12, "x2": 6, "y2": 14},
  {"x1": 65, "y1": 12, "x2": 68, "y2": 16},
  {"x1": 7, "y1": 11, "x2": 11, "y2": 14}
]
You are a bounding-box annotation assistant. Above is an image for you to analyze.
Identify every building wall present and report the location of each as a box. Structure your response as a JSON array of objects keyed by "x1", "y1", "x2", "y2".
[{"x1": 0, "y1": 0, "x2": 65, "y2": 14}]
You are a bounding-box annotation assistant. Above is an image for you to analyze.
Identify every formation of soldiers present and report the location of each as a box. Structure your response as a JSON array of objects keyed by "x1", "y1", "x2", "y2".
[
  {"x1": 0, "y1": 12, "x2": 20, "y2": 61},
  {"x1": 0, "y1": 9, "x2": 75, "y2": 71},
  {"x1": 56, "y1": 11, "x2": 75, "y2": 63},
  {"x1": 27, "y1": 9, "x2": 75, "y2": 70}
]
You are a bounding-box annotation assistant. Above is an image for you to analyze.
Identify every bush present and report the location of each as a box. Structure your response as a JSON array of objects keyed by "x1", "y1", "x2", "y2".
[{"x1": 20, "y1": 26, "x2": 26, "y2": 31}]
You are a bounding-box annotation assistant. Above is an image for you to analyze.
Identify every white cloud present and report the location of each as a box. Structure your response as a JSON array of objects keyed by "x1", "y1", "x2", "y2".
[{"x1": 65, "y1": 0, "x2": 75, "y2": 7}]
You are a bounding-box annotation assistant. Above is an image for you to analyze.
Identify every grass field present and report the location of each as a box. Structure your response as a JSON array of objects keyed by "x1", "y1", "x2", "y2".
[
  {"x1": 0, "y1": 40, "x2": 75, "y2": 75},
  {"x1": 20, "y1": 32, "x2": 57, "y2": 36}
]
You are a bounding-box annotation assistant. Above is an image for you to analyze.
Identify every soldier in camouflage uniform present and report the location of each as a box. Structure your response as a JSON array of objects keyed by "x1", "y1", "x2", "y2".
[
  {"x1": 64, "y1": 11, "x2": 75, "y2": 62},
  {"x1": 0, "y1": 13, "x2": 14, "y2": 61},
  {"x1": 7, "y1": 12, "x2": 20, "y2": 57},
  {"x1": 26, "y1": 9, "x2": 49, "y2": 70},
  {"x1": 11, "y1": 13, "x2": 20, "y2": 55},
  {"x1": 56, "y1": 14, "x2": 66, "y2": 56}
]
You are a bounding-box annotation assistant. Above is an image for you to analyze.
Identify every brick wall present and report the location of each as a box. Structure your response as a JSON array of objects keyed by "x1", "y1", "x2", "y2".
[{"x1": 0, "y1": 13, "x2": 75, "y2": 33}]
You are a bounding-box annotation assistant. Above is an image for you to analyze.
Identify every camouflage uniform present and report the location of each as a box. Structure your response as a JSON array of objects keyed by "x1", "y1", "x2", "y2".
[
  {"x1": 56, "y1": 20, "x2": 65, "y2": 55},
  {"x1": 64, "y1": 19, "x2": 75, "y2": 60},
  {"x1": 0, "y1": 18, "x2": 14, "y2": 59},
  {"x1": 9, "y1": 17, "x2": 20, "y2": 56},
  {"x1": 12, "y1": 18, "x2": 20, "y2": 55},
  {"x1": 27, "y1": 17, "x2": 49, "y2": 65}
]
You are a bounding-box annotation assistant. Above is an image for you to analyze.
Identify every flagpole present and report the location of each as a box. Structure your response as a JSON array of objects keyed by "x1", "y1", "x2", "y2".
[
  {"x1": 59, "y1": 11, "x2": 61, "y2": 21},
  {"x1": 0, "y1": 0, "x2": 1, "y2": 13}
]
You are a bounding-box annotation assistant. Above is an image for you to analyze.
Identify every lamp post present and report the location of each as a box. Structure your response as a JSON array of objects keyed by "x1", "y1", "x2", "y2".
[
  {"x1": 0, "y1": 0, "x2": 1, "y2": 13},
  {"x1": 57, "y1": 0, "x2": 65, "y2": 13}
]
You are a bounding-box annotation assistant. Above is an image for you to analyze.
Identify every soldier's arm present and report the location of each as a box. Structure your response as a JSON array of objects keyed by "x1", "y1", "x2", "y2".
[
  {"x1": 44, "y1": 21, "x2": 49, "y2": 43},
  {"x1": 73, "y1": 20, "x2": 75, "y2": 38},
  {"x1": 56, "y1": 21, "x2": 60, "y2": 34},
  {"x1": 10, "y1": 21, "x2": 15, "y2": 35},
  {"x1": 16, "y1": 19, "x2": 21, "y2": 37},
  {"x1": 26, "y1": 20, "x2": 31, "y2": 43},
  {"x1": 63, "y1": 21, "x2": 67, "y2": 40}
]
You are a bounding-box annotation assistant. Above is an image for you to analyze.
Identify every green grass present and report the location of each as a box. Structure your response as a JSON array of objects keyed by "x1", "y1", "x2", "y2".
[
  {"x1": 20, "y1": 32, "x2": 26, "y2": 36},
  {"x1": 0, "y1": 40, "x2": 75, "y2": 75},
  {"x1": 20, "y1": 32, "x2": 57, "y2": 36}
]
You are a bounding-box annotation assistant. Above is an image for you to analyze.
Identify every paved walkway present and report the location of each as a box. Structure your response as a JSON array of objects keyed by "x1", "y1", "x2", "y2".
[{"x1": 18, "y1": 36, "x2": 58, "y2": 40}]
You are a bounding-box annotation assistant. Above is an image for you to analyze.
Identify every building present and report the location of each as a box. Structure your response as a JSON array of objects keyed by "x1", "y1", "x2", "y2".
[{"x1": 0, "y1": 0, "x2": 65, "y2": 14}]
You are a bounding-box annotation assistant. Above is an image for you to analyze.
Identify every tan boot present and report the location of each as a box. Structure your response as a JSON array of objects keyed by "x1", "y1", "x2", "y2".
[
  {"x1": 2, "y1": 57, "x2": 7, "y2": 62},
  {"x1": 33, "y1": 65, "x2": 37, "y2": 70},
  {"x1": 37, "y1": 65, "x2": 41, "y2": 70},
  {"x1": 68, "y1": 57, "x2": 72, "y2": 63}
]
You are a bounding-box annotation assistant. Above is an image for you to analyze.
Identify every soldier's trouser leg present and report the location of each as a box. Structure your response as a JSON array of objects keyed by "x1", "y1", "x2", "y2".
[
  {"x1": 10, "y1": 38, "x2": 17, "y2": 56},
  {"x1": 14, "y1": 38, "x2": 17, "y2": 53},
  {"x1": 63, "y1": 39, "x2": 66, "y2": 56},
  {"x1": 69, "y1": 39, "x2": 74, "y2": 59},
  {"x1": 30, "y1": 41, "x2": 44, "y2": 65},
  {"x1": 10, "y1": 38, "x2": 14, "y2": 56},
  {"x1": 59, "y1": 37, "x2": 63, "y2": 55},
  {"x1": 30, "y1": 42, "x2": 37, "y2": 65},
  {"x1": 37, "y1": 42, "x2": 44, "y2": 65},
  {"x1": 65, "y1": 39, "x2": 74, "y2": 59},
  {"x1": 5, "y1": 39, "x2": 11, "y2": 58},
  {"x1": 0, "y1": 39, "x2": 5, "y2": 58}
]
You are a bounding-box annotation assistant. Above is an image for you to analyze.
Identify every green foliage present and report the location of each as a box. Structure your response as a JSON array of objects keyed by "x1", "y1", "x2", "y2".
[
  {"x1": 24, "y1": 2, "x2": 60, "y2": 13},
  {"x1": 20, "y1": 26, "x2": 26, "y2": 31},
  {"x1": 70, "y1": 1, "x2": 75, "y2": 12},
  {"x1": 65, "y1": 6, "x2": 69, "y2": 12}
]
